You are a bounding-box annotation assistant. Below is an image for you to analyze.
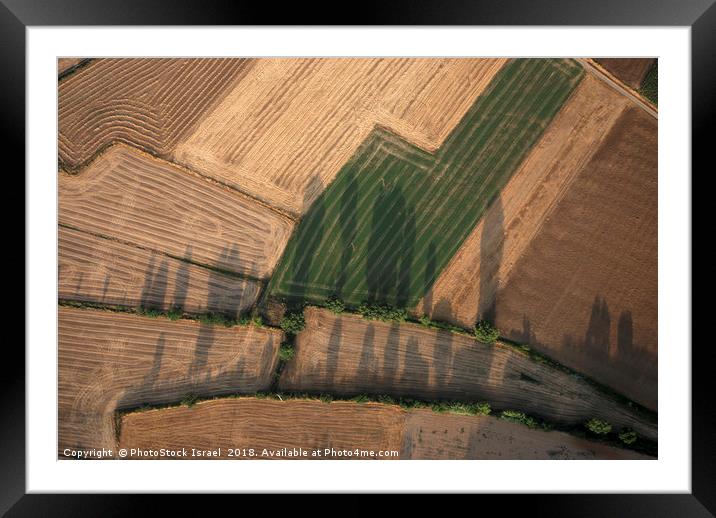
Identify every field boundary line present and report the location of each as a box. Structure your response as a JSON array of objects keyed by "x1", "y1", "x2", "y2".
[
  {"x1": 58, "y1": 223, "x2": 268, "y2": 284},
  {"x1": 58, "y1": 58, "x2": 94, "y2": 81},
  {"x1": 58, "y1": 141, "x2": 299, "y2": 223},
  {"x1": 577, "y1": 58, "x2": 657, "y2": 119}
]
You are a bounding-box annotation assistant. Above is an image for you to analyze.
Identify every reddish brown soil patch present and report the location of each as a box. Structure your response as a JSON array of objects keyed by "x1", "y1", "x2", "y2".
[{"x1": 594, "y1": 58, "x2": 656, "y2": 89}]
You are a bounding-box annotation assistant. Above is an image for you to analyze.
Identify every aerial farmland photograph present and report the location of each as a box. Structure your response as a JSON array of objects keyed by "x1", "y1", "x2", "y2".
[{"x1": 57, "y1": 57, "x2": 657, "y2": 461}]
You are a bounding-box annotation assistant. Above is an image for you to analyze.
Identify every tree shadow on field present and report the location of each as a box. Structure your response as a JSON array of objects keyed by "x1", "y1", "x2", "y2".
[
  {"x1": 325, "y1": 316, "x2": 342, "y2": 388},
  {"x1": 286, "y1": 175, "x2": 324, "y2": 305},
  {"x1": 336, "y1": 171, "x2": 358, "y2": 298},
  {"x1": 190, "y1": 244, "x2": 240, "y2": 378},
  {"x1": 422, "y1": 241, "x2": 438, "y2": 315},
  {"x1": 366, "y1": 184, "x2": 415, "y2": 306},
  {"x1": 477, "y1": 195, "x2": 504, "y2": 325},
  {"x1": 139, "y1": 253, "x2": 169, "y2": 310},
  {"x1": 431, "y1": 298, "x2": 454, "y2": 398},
  {"x1": 171, "y1": 244, "x2": 192, "y2": 313},
  {"x1": 356, "y1": 323, "x2": 377, "y2": 393}
]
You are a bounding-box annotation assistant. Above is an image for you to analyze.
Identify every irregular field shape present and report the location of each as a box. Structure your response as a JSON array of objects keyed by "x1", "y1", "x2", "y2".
[
  {"x1": 494, "y1": 107, "x2": 657, "y2": 410},
  {"x1": 279, "y1": 308, "x2": 656, "y2": 440},
  {"x1": 594, "y1": 58, "x2": 656, "y2": 89},
  {"x1": 59, "y1": 58, "x2": 253, "y2": 167},
  {"x1": 119, "y1": 399, "x2": 405, "y2": 460},
  {"x1": 269, "y1": 59, "x2": 585, "y2": 307},
  {"x1": 402, "y1": 411, "x2": 650, "y2": 459},
  {"x1": 58, "y1": 226, "x2": 260, "y2": 316},
  {"x1": 118, "y1": 398, "x2": 651, "y2": 460},
  {"x1": 58, "y1": 307, "x2": 282, "y2": 456},
  {"x1": 173, "y1": 58, "x2": 507, "y2": 215},
  {"x1": 58, "y1": 145, "x2": 294, "y2": 279},
  {"x1": 417, "y1": 75, "x2": 629, "y2": 327}
]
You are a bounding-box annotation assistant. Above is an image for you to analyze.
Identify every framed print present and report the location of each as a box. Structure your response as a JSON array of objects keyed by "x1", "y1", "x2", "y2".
[{"x1": 7, "y1": 0, "x2": 708, "y2": 513}]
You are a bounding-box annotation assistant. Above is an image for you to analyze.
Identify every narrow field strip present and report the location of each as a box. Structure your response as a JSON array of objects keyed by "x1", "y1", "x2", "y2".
[
  {"x1": 117, "y1": 398, "x2": 651, "y2": 460},
  {"x1": 278, "y1": 308, "x2": 656, "y2": 441},
  {"x1": 58, "y1": 306, "x2": 283, "y2": 456},
  {"x1": 59, "y1": 145, "x2": 294, "y2": 279},
  {"x1": 59, "y1": 226, "x2": 261, "y2": 316},
  {"x1": 270, "y1": 59, "x2": 584, "y2": 307}
]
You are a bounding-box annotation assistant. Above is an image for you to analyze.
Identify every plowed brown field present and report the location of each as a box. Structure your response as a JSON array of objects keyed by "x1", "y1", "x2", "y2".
[
  {"x1": 118, "y1": 398, "x2": 650, "y2": 459},
  {"x1": 59, "y1": 58, "x2": 253, "y2": 167},
  {"x1": 119, "y1": 399, "x2": 405, "y2": 459},
  {"x1": 59, "y1": 226, "x2": 260, "y2": 315},
  {"x1": 58, "y1": 58, "x2": 87, "y2": 76},
  {"x1": 58, "y1": 145, "x2": 294, "y2": 279},
  {"x1": 279, "y1": 308, "x2": 656, "y2": 440},
  {"x1": 173, "y1": 58, "x2": 506, "y2": 214},
  {"x1": 493, "y1": 106, "x2": 657, "y2": 410},
  {"x1": 594, "y1": 58, "x2": 655, "y2": 89},
  {"x1": 416, "y1": 75, "x2": 629, "y2": 327},
  {"x1": 58, "y1": 307, "x2": 282, "y2": 456}
]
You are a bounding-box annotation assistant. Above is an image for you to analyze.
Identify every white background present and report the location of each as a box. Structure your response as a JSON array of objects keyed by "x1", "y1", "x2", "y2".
[{"x1": 27, "y1": 27, "x2": 691, "y2": 492}]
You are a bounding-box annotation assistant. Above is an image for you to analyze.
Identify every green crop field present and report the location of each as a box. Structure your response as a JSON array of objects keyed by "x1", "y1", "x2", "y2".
[{"x1": 268, "y1": 58, "x2": 584, "y2": 309}]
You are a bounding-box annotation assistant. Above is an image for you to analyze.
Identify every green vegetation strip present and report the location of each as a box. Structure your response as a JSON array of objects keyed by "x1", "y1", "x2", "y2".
[
  {"x1": 268, "y1": 59, "x2": 584, "y2": 307},
  {"x1": 639, "y1": 61, "x2": 658, "y2": 105}
]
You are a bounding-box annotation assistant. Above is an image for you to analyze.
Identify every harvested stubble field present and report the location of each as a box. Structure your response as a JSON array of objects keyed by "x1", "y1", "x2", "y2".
[
  {"x1": 416, "y1": 74, "x2": 629, "y2": 327},
  {"x1": 118, "y1": 398, "x2": 650, "y2": 460},
  {"x1": 58, "y1": 306, "x2": 282, "y2": 456},
  {"x1": 269, "y1": 59, "x2": 584, "y2": 307},
  {"x1": 173, "y1": 58, "x2": 507, "y2": 215},
  {"x1": 59, "y1": 226, "x2": 260, "y2": 315},
  {"x1": 59, "y1": 145, "x2": 294, "y2": 279},
  {"x1": 279, "y1": 308, "x2": 656, "y2": 441},
  {"x1": 59, "y1": 58, "x2": 254, "y2": 167},
  {"x1": 493, "y1": 106, "x2": 658, "y2": 410},
  {"x1": 594, "y1": 58, "x2": 656, "y2": 89},
  {"x1": 401, "y1": 410, "x2": 650, "y2": 459}
]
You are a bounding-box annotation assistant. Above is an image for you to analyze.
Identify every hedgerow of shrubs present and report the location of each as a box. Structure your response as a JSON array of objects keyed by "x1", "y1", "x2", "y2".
[
  {"x1": 357, "y1": 302, "x2": 407, "y2": 322},
  {"x1": 474, "y1": 320, "x2": 500, "y2": 344},
  {"x1": 585, "y1": 418, "x2": 612, "y2": 435},
  {"x1": 280, "y1": 312, "x2": 306, "y2": 334},
  {"x1": 619, "y1": 429, "x2": 638, "y2": 445},
  {"x1": 323, "y1": 296, "x2": 346, "y2": 314},
  {"x1": 181, "y1": 393, "x2": 199, "y2": 408},
  {"x1": 500, "y1": 409, "x2": 539, "y2": 428},
  {"x1": 278, "y1": 343, "x2": 295, "y2": 362}
]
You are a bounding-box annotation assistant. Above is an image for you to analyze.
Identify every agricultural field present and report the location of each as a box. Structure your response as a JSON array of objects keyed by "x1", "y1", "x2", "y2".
[
  {"x1": 59, "y1": 226, "x2": 261, "y2": 316},
  {"x1": 59, "y1": 58, "x2": 254, "y2": 167},
  {"x1": 416, "y1": 74, "x2": 629, "y2": 326},
  {"x1": 59, "y1": 145, "x2": 294, "y2": 280},
  {"x1": 58, "y1": 307, "x2": 282, "y2": 456},
  {"x1": 269, "y1": 59, "x2": 584, "y2": 306},
  {"x1": 117, "y1": 398, "x2": 650, "y2": 460},
  {"x1": 173, "y1": 58, "x2": 507, "y2": 215},
  {"x1": 280, "y1": 308, "x2": 656, "y2": 441},
  {"x1": 493, "y1": 106, "x2": 658, "y2": 410},
  {"x1": 58, "y1": 57, "x2": 658, "y2": 462},
  {"x1": 594, "y1": 58, "x2": 656, "y2": 89}
]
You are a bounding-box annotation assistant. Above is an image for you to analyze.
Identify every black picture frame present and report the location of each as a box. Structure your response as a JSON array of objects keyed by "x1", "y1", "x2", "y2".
[{"x1": 6, "y1": 0, "x2": 707, "y2": 514}]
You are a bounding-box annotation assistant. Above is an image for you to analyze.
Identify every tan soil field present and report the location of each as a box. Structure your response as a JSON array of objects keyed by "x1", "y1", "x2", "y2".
[
  {"x1": 118, "y1": 398, "x2": 651, "y2": 460},
  {"x1": 58, "y1": 145, "x2": 294, "y2": 279},
  {"x1": 493, "y1": 106, "x2": 657, "y2": 410},
  {"x1": 173, "y1": 58, "x2": 507, "y2": 215},
  {"x1": 594, "y1": 58, "x2": 655, "y2": 89},
  {"x1": 279, "y1": 308, "x2": 656, "y2": 440},
  {"x1": 119, "y1": 399, "x2": 405, "y2": 459},
  {"x1": 59, "y1": 58, "x2": 253, "y2": 167},
  {"x1": 416, "y1": 75, "x2": 629, "y2": 327},
  {"x1": 59, "y1": 226, "x2": 260, "y2": 315},
  {"x1": 401, "y1": 411, "x2": 650, "y2": 459},
  {"x1": 58, "y1": 306, "x2": 282, "y2": 456}
]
